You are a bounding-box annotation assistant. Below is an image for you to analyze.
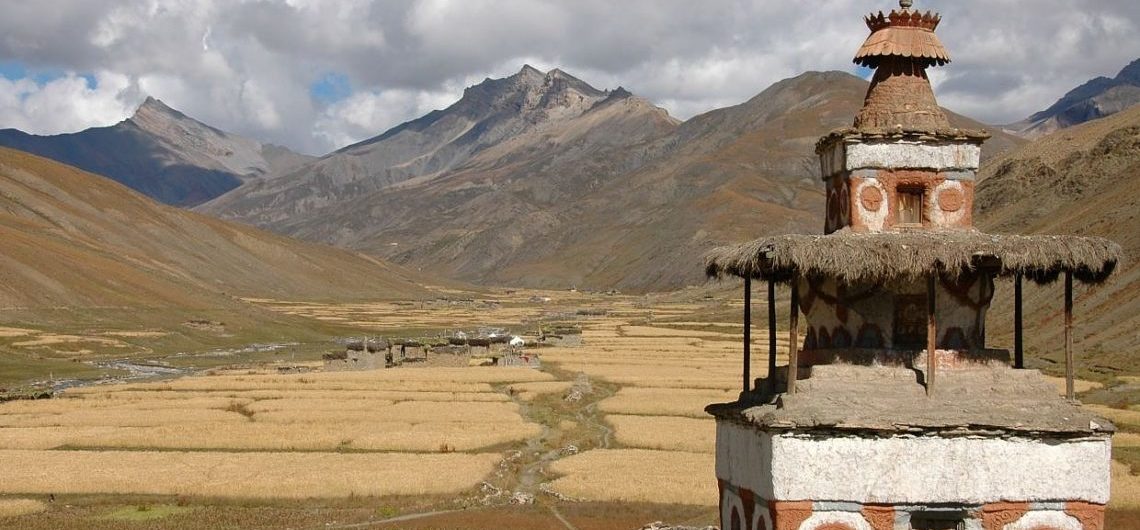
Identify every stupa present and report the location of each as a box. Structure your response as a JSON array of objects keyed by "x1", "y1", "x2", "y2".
[{"x1": 704, "y1": 2, "x2": 1122, "y2": 529}]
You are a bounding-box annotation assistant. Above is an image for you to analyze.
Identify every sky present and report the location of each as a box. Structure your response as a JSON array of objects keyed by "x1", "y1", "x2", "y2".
[{"x1": 0, "y1": 0, "x2": 1137, "y2": 155}]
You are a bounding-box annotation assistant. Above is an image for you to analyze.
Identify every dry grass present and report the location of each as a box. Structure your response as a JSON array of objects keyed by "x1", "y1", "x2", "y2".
[
  {"x1": 251, "y1": 401, "x2": 524, "y2": 424},
  {"x1": 1041, "y1": 376, "x2": 1103, "y2": 395},
  {"x1": 619, "y1": 325, "x2": 734, "y2": 338},
  {"x1": 608, "y1": 415, "x2": 715, "y2": 453},
  {"x1": 0, "y1": 421, "x2": 540, "y2": 452},
  {"x1": 546, "y1": 449, "x2": 716, "y2": 506},
  {"x1": 0, "y1": 450, "x2": 500, "y2": 498},
  {"x1": 1114, "y1": 433, "x2": 1140, "y2": 447},
  {"x1": 0, "y1": 408, "x2": 242, "y2": 428},
  {"x1": 0, "y1": 327, "x2": 38, "y2": 338},
  {"x1": 65, "y1": 389, "x2": 508, "y2": 402},
  {"x1": 506, "y1": 381, "x2": 574, "y2": 401},
  {"x1": 1086, "y1": 405, "x2": 1140, "y2": 431},
  {"x1": 598, "y1": 388, "x2": 736, "y2": 418},
  {"x1": 1111, "y1": 460, "x2": 1140, "y2": 510},
  {"x1": 0, "y1": 498, "x2": 47, "y2": 518}
]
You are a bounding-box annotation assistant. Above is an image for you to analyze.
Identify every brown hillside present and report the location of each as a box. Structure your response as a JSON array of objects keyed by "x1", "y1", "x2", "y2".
[
  {"x1": 339, "y1": 71, "x2": 1020, "y2": 291},
  {"x1": 977, "y1": 105, "x2": 1140, "y2": 375},
  {"x1": 0, "y1": 147, "x2": 430, "y2": 308}
]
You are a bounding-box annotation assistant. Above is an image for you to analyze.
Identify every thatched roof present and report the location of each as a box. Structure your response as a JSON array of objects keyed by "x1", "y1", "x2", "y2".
[{"x1": 704, "y1": 229, "x2": 1121, "y2": 285}]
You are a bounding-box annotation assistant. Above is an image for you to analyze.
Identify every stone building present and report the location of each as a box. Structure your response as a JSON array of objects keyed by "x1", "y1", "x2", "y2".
[{"x1": 704, "y1": 2, "x2": 1122, "y2": 529}]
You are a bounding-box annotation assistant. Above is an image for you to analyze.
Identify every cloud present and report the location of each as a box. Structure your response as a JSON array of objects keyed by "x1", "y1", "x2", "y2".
[
  {"x1": 0, "y1": 0, "x2": 1137, "y2": 154},
  {"x1": 0, "y1": 71, "x2": 140, "y2": 134}
]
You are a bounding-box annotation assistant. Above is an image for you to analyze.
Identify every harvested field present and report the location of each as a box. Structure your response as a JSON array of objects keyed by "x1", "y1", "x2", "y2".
[
  {"x1": 3, "y1": 290, "x2": 1134, "y2": 528},
  {"x1": 598, "y1": 388, "x2": 737, "y2": 417},
  {"x1": 608, "y1": 415, "x2": 715, "y2": 453},
  {"x1": 0, "y1": 498, "x2": 46, "y2": 518},
  {"x1": 546, "y1": 449, "x2": 716, "y2": 505},
  {"x1": 0, "y1": 450, "x2": 500, "y2": 498},
  {"x1": 506, "y1": 381, "x2": 574, "y2": 401},
  {"x1": 0, "y1": 421, "x2": 540, "y2": 452}
]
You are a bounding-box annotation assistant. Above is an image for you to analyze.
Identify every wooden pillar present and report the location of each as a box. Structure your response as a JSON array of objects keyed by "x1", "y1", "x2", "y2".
[
  {"x1": 1014, "y1": 272, "x2": 1024, "y2": 369},
  {"x1": 926, "y1": 273, "x2": 937, "y2": 396},
  {"x1": 788, "y1": 277, "x2": 800, "y2": 395},
  {"x1": 1065, "y1": 271, "x2": 1074, "y2": 401},
  {"x1": 743, "y1": 277, "x2": 752, "y2": 394},
  {"x1": 768, "y1": 279, "x2": 778, "y2": 392}
]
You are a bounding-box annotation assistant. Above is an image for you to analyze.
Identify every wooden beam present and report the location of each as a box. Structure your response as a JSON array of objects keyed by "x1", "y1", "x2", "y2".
[
  {"x1": 926, "y1": 273, "x2": 937, "y2": 396},
  {"x1": 768, "y1": 279, "x2": 777, "y2": 393},
  {"x1": 1014, "y1": 272, "x2": 1024, "y2": 369},
  {"x1": 1065, "y1": 271, "x2": 1074, "y2": 401},
  {"x1": 788, "y1": 277, "x2": 800, "y2": 395},
  {"x1": 743, "y1": 277, "x2": 752, "y2": 394}
]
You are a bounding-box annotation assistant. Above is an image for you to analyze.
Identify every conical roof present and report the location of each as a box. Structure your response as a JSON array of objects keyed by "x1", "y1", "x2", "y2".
[{"x1": 854, "y1": 1, "x2": 950, "y2": 68}]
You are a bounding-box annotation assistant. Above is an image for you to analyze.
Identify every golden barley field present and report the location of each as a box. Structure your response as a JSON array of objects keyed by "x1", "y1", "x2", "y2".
[
  {"x1": 1, "y1": 290, "x2": 1136, "y2": 527},
  {"x1": 0, "y1": 365, "x2": 551, "y2": 499},
  {"x1": 546, "y1": 449, "x2": 714, "y2": 505},
  {"x1": 0, "y1": 450, "x2": 501, "y2": 498}
]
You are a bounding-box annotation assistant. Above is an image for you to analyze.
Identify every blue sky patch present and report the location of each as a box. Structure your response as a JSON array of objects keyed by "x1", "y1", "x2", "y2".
[
  {"x1": 0, "y1": 60, "x2": 97, "y2": 89},
  {"x1": 311, "y1": 72, "x2": 352, "y2": 104}
]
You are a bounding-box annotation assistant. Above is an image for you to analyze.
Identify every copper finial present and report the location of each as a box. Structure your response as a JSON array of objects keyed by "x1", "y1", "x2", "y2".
[{"x1": 900, "y1": 0, "x2": 913, "y2": 8}]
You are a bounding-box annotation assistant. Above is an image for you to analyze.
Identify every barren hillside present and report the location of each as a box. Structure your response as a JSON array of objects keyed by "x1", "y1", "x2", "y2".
[
  {"x1": 0, "y1": 147, "x2": 430, "y2": 308},
  {"x1": 978, "y1": 105, "x2": 1140, "y2": 375}
]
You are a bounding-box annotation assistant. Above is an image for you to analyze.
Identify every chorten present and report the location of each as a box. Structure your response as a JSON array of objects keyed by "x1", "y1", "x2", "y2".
[{"x1": 704, "y1": 2, "x2": 1122, "y2": 529}]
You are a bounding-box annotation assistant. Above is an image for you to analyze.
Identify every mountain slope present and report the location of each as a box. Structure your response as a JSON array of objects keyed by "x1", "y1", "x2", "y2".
[
  {"x1": 207, "y1": 69, "x2": 1020, "y2": 292},
  {"x1": 200, "y1": 66, "x2": 636, "y2": 225},
  {"x1": 1006, "y1": 58, "x2": 1140, "y2": 138},
  {"x1": 977, "y1": 105, "x2": 1140, "y2": 374},
  {"x1": 0, "y1": 146, "x2": 430, "y2": 308},
  {"x1": 0, "y1": 98, "x2": 312, "y2": 207}
]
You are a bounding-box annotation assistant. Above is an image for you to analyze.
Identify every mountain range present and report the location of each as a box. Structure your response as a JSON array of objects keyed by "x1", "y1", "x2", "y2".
[
  {"x1": 2, "y1": 63, "x2": 1134, "y2": 295},
  {"x1": 1005, "y1": 58, "x2": 1140, "y2": 138},
  {"x1": 201, "y1": 67, "x2": 1022, "y2": 291},
  {"x1": 0, "y1": 98, "x2": 312, "y2": 206}
]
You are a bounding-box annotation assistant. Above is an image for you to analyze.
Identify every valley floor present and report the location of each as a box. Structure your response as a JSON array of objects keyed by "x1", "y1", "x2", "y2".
[{"x1": 0, "y1": 290, "x2": 1136, "y2": 529}]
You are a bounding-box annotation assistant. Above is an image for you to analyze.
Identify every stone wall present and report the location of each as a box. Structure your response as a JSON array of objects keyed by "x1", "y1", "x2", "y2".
[{"x1": 714, "y1": 422, "x2": 1110, "y2": 530}]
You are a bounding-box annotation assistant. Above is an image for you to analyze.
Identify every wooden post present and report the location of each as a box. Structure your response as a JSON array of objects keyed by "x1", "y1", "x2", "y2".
[
  {"x1": 1014, "y1": 272, "x2": 1024, "y2": 369},
  {"x1": 768, "y1": 279, "x2": 777, "y2": 392},
  {"x1": 1065, "y1": 271, "x2": 1074, "y2": 401},
  {"x1": 788, "y1": 277, "x2": 800, "y2": 395},
  {"x1": 926, "y1": 273, "x2": 937, "y2": 396},
  {"x1": 743, "y1": 277, "x2": 752, "y2": 394}
]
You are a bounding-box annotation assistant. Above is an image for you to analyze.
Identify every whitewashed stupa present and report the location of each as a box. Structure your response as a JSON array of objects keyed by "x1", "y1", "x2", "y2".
[{"x1": 704, "y1": 2, "x2": 1122, "y2": 529}]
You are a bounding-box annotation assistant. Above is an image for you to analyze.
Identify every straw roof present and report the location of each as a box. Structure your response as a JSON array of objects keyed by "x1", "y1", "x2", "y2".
[{"x1": 704, "y1": 229, "x2": 1121, "y2": 285}]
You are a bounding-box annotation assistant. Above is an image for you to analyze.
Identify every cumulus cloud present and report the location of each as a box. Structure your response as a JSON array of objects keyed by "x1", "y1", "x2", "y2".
[
  {"x1": 0, "y1": 0, "x2": 1137, "y2": 154},
  {"x1": 0, "y1": 71, "x2": 140, "y2": 134}
]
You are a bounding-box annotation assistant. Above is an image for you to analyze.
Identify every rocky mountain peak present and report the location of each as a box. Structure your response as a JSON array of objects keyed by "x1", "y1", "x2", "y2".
[
  {"x1": 1116, "y1": 58, "x2": 1140, "y2": 84},
  {"x1": 130, "y1": 96, "x2": 184, "y2": 123}
]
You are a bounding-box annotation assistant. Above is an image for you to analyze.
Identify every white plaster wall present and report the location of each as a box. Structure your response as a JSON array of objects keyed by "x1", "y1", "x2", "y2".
[
  {"x1": 769, "y1": 434, "x2": 1111, "y2": 504},
  {"x1": 852, "y1": 177, "x2": 887, "y2": 231},
  {"x1": 929, "y1": 180, "x2": 967, "y2": 226},
  {"x1": 1004, "y1": 511, "x2": 1082, "y2": 530},
  {"x1": 845, "y1": 142, "x2": 981, "y2": 171},
  {"x1": 800, "y1": 511, "x2": 873, "y2": 530},
  {"x1": 716, "y1": 422, "x2": 775, "y2": 499}
]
